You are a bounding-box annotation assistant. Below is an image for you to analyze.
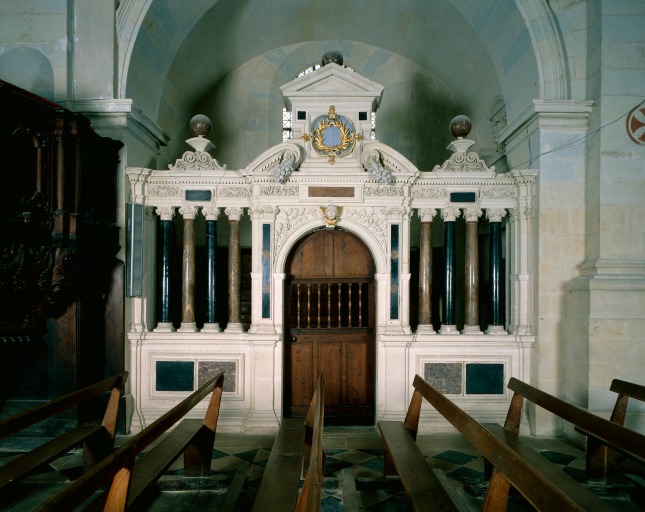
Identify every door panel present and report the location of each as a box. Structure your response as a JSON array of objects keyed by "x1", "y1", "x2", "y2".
[{"x1": 285, "y1": 229, "x2": 375, "y2": 425}]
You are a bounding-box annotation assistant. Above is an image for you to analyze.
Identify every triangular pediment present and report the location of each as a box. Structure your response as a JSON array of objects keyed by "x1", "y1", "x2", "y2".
[{"x1": 281, "y1": 63, "x2": 383, "y2": 105}]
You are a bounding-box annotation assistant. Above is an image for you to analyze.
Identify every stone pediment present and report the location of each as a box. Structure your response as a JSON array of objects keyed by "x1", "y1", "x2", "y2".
[{"x1": 281, "y1": 63, "x2": 383, "y2": 108}]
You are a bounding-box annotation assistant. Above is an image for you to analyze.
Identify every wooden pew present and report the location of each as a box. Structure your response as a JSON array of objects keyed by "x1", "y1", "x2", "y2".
[
  {"x1": 580, "y1": 378, "x2": 645, "y2": 484},
  {"x1": 379, "y1": 374, "x2": 620, "y2": 511},
  {"x1": 0, "y1": 372, "x2": 128, "y2": 496},
  {"x1": 36, "y1": 370, "x2": 225, "y2": 511},
  {"x1": 252, "y1": 374, "x2": 325, "y2": 512}
]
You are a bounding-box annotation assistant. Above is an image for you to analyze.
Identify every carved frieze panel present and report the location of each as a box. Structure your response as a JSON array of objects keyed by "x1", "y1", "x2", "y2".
[
  {"x1": 412, "y1": 188, "x2": 445, "y2": 199},
  {"x1": 344, "y1": 207, "x2": 387, "y2": 252},
  {"x1": 218, "y1": 187, "x2": 251, "y2": 198},
  {"x1": 260, "y1": 185, "x2": 298, "y2": 197},
  {"x1": 364, "y1": 185, "x2": 402, "y2": 197}
]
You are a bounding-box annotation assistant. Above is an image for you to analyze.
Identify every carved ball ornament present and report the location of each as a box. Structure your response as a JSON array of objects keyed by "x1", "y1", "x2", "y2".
[
  {"x1": 189, "y1": 114, "x2": 212, "y2": 137},
  {"x1": 449, "y1": 115, "x2": 472, "y2": 138}
]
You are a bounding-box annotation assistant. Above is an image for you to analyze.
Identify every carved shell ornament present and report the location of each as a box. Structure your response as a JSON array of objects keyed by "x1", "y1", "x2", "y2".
[{"x1": 305, "y1": 106, "x2": 361, "y2": 164}]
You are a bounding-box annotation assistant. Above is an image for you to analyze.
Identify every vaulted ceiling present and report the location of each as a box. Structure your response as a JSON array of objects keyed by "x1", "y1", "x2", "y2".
[{"x1": 118, "y1": 0, "x2": 553, "y2": 168}]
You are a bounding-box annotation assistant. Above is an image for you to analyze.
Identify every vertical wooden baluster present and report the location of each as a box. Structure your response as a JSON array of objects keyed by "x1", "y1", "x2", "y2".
[
  {"x1": 327, "y1": 284, "x2": 331, "y2": 328},
  {"x1": 307, "y1": 284, "x2": 311, "y2": 328},
  {"x1": 358, "y1": 283, "x2": 363, "y2": 327},
  {"x1": 337, "y1": 283, "x2": 342, "y2": 328},
  {"x1": 317, "y1": 283, "x2": 321, "y2": 328},
  {"x1": 348, "y1": 283, "x2": 353, "y2": 327},
  {"x1": 296, "y1": 284, "x2": 301, "y2": 329}
]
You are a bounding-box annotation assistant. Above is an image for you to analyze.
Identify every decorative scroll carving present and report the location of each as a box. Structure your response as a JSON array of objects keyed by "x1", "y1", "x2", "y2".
[
  {"x1": 261, "y1": 185, "x2": 298, "y2": 196},
  {"x1": 344, "y1": 207, "x2": 387, "y2": 251},
  {"x1": 362, "y1": 148, "x2": 393, "y2": 184},
  {"x1": 274, "y1": 207, "x2": 319, "y2": 251},
  {"x1": 169, "y1": 151, "x2": 226, "y2": 170},
  {"x1": 432, "y1": 152, "x2": 495, "y2": 174}
]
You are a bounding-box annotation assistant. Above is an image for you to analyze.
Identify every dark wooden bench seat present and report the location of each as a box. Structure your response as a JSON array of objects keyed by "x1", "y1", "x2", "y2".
[
  {"x1": 575, "y1": 378, "x2": 645, "y2": 484},
  {"x1": 0, "y1": 372, "x2": 128, "y2": 497},
  {"x1": 36, "y1": 370, "x2": 225, "y2": 511},
  {"x1": 252, "y1": 374, "x2": 325, "y2": 512},
  {"x1": 379, "y1": 374, "x2": 621, "y2": 511}
]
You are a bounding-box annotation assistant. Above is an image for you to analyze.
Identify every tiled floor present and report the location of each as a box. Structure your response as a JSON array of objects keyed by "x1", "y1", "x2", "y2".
[{"x1": 1, "y1": 428, "x2": 644, "y2": 511}]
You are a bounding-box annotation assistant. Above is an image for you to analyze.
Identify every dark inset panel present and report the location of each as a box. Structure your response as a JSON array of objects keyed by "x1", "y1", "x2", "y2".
[
  {"x1": 185, "y1": 190, "x2": 212, "y2": 201},
  {"x1": 450, "y1": 191, "x2": 476, "y2": 203},
  {"x1": 156, "y1": 361, "x2": 194, "y2": 391},
  {"x1": 465, "y1": 363, "x2": 504, "y2": 395},
  {"x1": 424, "y1": 363, "x2": 463, "y2": 395}
]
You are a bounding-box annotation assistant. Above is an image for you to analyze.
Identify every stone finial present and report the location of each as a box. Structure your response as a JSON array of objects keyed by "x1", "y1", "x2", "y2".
[
  {"x1": 322, "y1": 51, "x2": 343, "y2": 66},
  {"x1": 186, "y1": 114, "x2": 215, "y2": 152},
  {"x1": 447, "y1": 115, "x2": 475, "y2": 154}
]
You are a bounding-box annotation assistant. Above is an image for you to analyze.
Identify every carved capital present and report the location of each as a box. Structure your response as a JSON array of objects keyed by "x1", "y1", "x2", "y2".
[
  {"x1": 202, "y1": 205, "x2": 220, "y2": 221},
  {"x1": 441, "y1": 207, "x2": 461, "y2": 222},
  {"x1": 463, "y1": 207, "x2": 483, "y2": 223},
  {"x1": 486, "y1": 208, "x2": 507, "y2": 223},
  {"x1": 178, "y1": 205, "x2": 198, "y2": 220},
  {"x1": 156, "y1": 206, "x2": 175, "y2": 221},
  {"x1": 417, "y1": 208, "x2": 436, "y2": 222},
  {"x1": 225, "y1": 207, "x2": 245, "y2": 221}
]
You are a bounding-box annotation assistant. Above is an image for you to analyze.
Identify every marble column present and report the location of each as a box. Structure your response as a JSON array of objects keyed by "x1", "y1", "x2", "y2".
[
  {"x1": 225, "y1": 207, "x2": 244, "y2": 333},
  {"x1": 440, "y1": 207, "x2": 460, "y2": 334},
  {"x1": 154, "y1": 206, "x2": 175, "y2": 332},
  {"x1": 178, "y1": 205, "x2": 198, "y2": 332},
  {"x1": 417, "y1": 209, "x2": 436, "y2": 334},
  {"x1": 202, "y1": 205, "x2": 220, "y2": 332},
  {"x1": 487, "y1": 208, "x2": 507, "y2": 334},
  {"x1": 463, "y1": 207, "x2": 483, "y2": 334}
]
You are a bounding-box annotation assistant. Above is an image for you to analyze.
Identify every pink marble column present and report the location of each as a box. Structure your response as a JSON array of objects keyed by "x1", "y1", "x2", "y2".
[
  {"x1": 463, "y1": 207, "x2": 483, "y2": 334},
  {"x1": 179, "y1": 205, "x2": 198, "y2": 332},
  {"x1": 417, "y1": 209, "x2": 436, "y2": 334},
  {"x1": 225, "y1": 207, "x2": 244, "y2": 333}
]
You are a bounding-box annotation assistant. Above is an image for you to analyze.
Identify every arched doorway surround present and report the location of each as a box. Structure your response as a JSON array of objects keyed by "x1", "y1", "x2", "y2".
[{"x1": 283, "y1": 228, "x2": 376, "y2": 425}]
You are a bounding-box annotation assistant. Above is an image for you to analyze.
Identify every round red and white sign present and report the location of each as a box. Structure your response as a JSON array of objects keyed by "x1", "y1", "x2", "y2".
[{"x1": 626, "y1": 105, "x2": 645, "y2": 145}]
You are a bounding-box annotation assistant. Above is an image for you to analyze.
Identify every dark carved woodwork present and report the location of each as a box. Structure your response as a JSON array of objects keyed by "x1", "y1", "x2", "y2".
[{"x1": 0, "y1": 80, "x2": 123, "y2": 433}]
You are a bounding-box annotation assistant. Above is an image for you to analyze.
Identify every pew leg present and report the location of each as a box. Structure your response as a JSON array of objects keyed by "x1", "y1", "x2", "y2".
[
  {"x1": 383, "y1": 446, "x2": 397, "y2": 476},
  {"x1": 585, "y1": 439, "x2": 618, "y2": 485},
  {"x1": 482, "y1": 468, "x2": 510, "y2": 512},
  {"x1": 83, "y1": 427, "x2": 113, "y2": 470},
  {"x1": 184, "y1": 426, "x2": 215, "y2": 476}
]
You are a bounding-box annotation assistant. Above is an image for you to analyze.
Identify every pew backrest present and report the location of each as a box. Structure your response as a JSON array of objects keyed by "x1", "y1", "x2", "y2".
[
  {"x1": 37, "y1": 370, "x2": 225, "y2": 512},
  {"x1": 507, "y1": 377, "x2": 645, "y2": 466},
  {"x1": 411, "y1": 375, "x2": 616, "y2": 511}
]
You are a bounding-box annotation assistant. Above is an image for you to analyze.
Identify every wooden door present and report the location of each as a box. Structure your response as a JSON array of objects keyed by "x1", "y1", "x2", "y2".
[{"x1": 284, "y1": 229, "x2": 375, "y2": 425}]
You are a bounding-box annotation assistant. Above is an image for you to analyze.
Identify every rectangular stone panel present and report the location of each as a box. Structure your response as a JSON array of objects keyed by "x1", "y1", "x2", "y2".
[
  {"x1": 156, "y1": 361, "x2": 194, "y2": 391},
  {"x1": 424, "y1": 363, "x2": 462, "y2": 395},
  {"x1": 465, "y1": 363, "x2": 504, "y2": 395},
  {"x1": 198, "y1": 361, "x2": 237, "y2": 393},
  {"x1": 308, "y1": 186, "x2": 355, "y2": 197}
]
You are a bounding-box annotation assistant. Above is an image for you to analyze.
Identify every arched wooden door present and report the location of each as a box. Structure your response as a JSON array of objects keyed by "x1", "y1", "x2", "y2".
[{"x1": 284, "y1": 229, "x2": 375, "y2": 425}]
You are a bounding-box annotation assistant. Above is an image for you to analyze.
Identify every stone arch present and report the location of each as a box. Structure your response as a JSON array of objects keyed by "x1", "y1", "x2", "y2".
[
  {"x1": 514, "y1": 0, "x2": 568, "y2": 100},
  {"x1": 274, "y1": 217, "x2": 388, "y2": 278}
]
